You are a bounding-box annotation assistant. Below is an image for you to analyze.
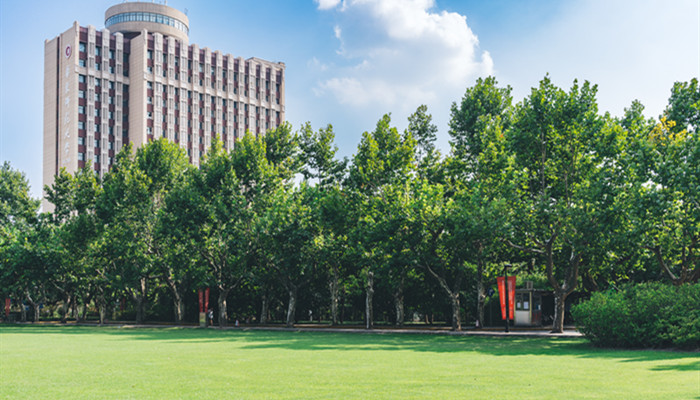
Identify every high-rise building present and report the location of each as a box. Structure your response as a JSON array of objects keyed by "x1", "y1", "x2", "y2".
[{"x1": 43, "y1": 2, "x2": 285, "y2": 210}]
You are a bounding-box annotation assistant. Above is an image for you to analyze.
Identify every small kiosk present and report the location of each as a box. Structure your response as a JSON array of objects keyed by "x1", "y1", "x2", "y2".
[{"x1": 514, "y1": 282, "x2": 543, "y2": 326}]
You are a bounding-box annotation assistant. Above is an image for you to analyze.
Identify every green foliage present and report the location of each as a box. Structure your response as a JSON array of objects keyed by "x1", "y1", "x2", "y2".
[
  {"x1": 665, "y1": 77, "x2": 699, "y2": 132},
  {"x1": 0, "y1": 162, "x2": 38, "y2": 226},
  {"x1": 407, "y1": 104, "x2": 438, "y2": 159},
  {"x1": 449, "y1": 76, "x2": 512, "y2": 161},
  {"x1": 572, "y1": 282, "x2": 700, "y2": 348}
]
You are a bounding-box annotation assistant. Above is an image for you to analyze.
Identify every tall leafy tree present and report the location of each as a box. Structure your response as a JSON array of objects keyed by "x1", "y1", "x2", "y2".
[
  {"x1": 627, "y1": 113, "x2": 699, "y2": 284},
  {"x1": 347, "y1": 114, "x2": 415, "y2": 329},
  {"x1": 0, "y1": 162, "x2": 39, "y2": 312},
  {"x1": 506, "y1": 77, "x2": 626, "y2": 332},
  {"x1": 299, "y1": 122, "x2": 349, "y2": 325},
  {"x1": 126, "y1": 139, "x2": 192, "y2": 323}
]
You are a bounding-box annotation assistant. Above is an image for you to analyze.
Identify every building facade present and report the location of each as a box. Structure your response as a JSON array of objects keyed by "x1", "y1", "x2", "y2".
[{"x1": 43, "y1": 2, "x2": 285, "y2": 210}]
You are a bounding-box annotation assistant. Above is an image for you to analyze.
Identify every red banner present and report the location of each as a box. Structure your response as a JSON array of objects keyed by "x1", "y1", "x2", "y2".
[
  {"x1": 198, "y1": 289, "x2": 204, "y2": 313},
  {"x1": 5, "y1": 298, "x2": 10, "y2": 317},
  {"x1": 204, "y1": 288, "x2": 210, "y2": 311},
  {"x1": 497, "y1": 276, "x2": 516, "y2": 320}
]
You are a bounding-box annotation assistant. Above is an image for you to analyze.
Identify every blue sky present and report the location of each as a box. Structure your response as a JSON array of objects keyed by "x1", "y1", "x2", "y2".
[{"x1": 1, "y1": 0, "x2": 699, "y2": 199}]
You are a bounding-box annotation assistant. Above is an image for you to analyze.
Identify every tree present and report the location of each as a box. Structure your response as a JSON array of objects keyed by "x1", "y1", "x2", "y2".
[
  {"x1": 50, "y1": 168, "x2": 101, "y2": 323},
  {"x1": 128, "y1": 139, "x2": 192, "y2": 323},
  {"x1": 299, "y1": 122, "x2": 348, "y2": 325},
  {"x1": 259, "y1": 185, "x2": 319, "y2": 327},
  {"x1": 627, "y1": 116, "x2": 699, "y2": 284},
  {"x1": 506, "y1": 77, "x2": 626, "y2": 333},
  {"x1": 165, "y1": 139, "x2": 252, "y2": 328},
  {"x1": 347, "y1": 114, "x2": 415, "y2": 329},
  {"x1": 0, "y1": 162, "x2": 39, "y2": 316},
  {"x1": 97, "y1": 145, "x2": 155, "y2": 324}
]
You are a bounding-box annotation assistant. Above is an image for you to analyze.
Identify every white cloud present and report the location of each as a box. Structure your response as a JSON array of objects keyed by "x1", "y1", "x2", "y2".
[
  {"x1": 314, "y1": 0, "x2": 492, "y2": 113},
  {"x1": 316, "y1": 0, "x2": 342, "y2": 10}
]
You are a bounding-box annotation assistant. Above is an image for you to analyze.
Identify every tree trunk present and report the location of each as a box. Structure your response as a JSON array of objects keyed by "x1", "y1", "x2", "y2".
[
  {"x1": 365, "y1": 270, "x2": 374, "y2": 330},
  {"x1": 72, "y1": 301, "x2": 79, "y2": 321},
  {"x1": 98, "y1": 296, "x2": 107, "y2": 326},
  {"x1": 286, "y1": 287, "x2": 297, "y2": 328},
  {"x1": 476, "y1": 264, "x2": 486, "y2": 328},
  {"x1": 25, "y1": 292, "x2": 39, "y2": 323},
  {"x1": 164, "y1": 276, "x2": 184, "y2": 324},
  {"x1": 218, "y1": 287, "x2": 231, "y2": 328},
  {"x1": 172, "y1": 293, "x2": 185, "y2": 325},
  {"x1": 450, "y1": 293, "x2": 461, "y2": 331},
  {"x1": 33, "y1": 303, "x2": 40, "y2": 323},
  {"x1": 551, "y1": 290, "x2": 569, "y2": 333},
  {"x1": 132, "y1": 277, "x2": 147, "y2": 324},
  {"x1": 60, "y1": 294, "x2": 72, "y2": 323},
  {"x1": 20, "y1": 302, "x2": 27, "y2": 322},
  {"x1": 330, "y1": 267, "x2": 340, "y2": 326},
  {"x1": 81, "y1": 299, "x2": 89, "y2": 322},
  {"x1": 393, "y1": 275, "x2": 404, "y2": 326},
  {"x1": 260, "y1": 293, "x2": 268, "y2": 325}
]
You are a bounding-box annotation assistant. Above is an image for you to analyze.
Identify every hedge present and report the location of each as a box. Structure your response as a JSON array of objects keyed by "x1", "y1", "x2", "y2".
[{"x1": 572, "y1": 282, "x2": 700, "y2": 348}]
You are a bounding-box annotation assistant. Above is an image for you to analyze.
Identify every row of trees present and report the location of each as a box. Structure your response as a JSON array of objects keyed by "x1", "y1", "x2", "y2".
[{"x1": 2, "y1": 77, "x2": 697, "y2": 332}]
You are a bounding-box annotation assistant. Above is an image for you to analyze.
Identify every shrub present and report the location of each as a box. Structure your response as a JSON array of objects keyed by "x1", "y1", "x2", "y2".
[{"x1": 572, "y1": 282, "x2": 700, "y2": 348}]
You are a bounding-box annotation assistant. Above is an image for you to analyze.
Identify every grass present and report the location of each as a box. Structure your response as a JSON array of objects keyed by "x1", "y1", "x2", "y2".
[{"x1": 1, "y1": 325, "x2": 698, "y2": 399}]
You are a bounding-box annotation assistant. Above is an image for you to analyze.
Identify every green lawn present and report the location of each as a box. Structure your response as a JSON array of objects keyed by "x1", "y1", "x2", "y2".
[{"x1": 1, "y1": 325, "x2": 698, "y2": 399}]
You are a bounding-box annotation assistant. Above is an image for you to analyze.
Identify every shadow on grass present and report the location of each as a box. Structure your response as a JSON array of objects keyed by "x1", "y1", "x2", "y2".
[{"x1": 2, "y1": 324, "x2": 698, "y2": 371}]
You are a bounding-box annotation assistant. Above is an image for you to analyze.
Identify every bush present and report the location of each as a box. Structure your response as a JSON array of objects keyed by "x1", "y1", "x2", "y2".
[{"x1": 572, "y1": 282, "x2": 700, "y2": 348}]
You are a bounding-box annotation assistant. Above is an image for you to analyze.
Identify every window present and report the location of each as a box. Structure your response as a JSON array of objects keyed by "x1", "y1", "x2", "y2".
[
  {"x1": 78, "y1": 106, "x2": 85, "y2": 114},
  {"x1": 78, "y1": 90, "x2": 85, "y2": 99},
  {"x1": 95, "y1": 93, "x2": 100, "y2": 102},
  {"x1": 109, "y1": 142, "x2": 114, "y2": 150},
  {"x1": 109, "y1": 49, "x2": 115, "y2": 59},
  {"x1": 79, "y1": 42, "x2": 86, "y2": 52},
  {"x1": 147, "y1": 81, "x2": 153, "y2": 89},
  {"x1": 78, "y1": 122, "x2": 85, "y2": 130},
  {"x1": 78, "y1": 137, "x2": 84, "y2": 145},
  {"x1": 109, "y1": 82, "x2": 114, "y2": 89},
  {"x1": 78, "y1": 152, "x2": 84, "y2": 161},
  {"x1": 79, "y1": 74, "x2": 86, "y2": 83},
  {"x1": 95, "y1": 124, "x2": 100, "y2": 132},
  {"x1": 94, "y1": 139, "x2": 100, "y2": 148},
  {"x1": 147, "y1": 50, "x2": 153, "y2": 60},
  {"x1": 515, "y1": 293, "x2": 530, "y2": 311},
  {"x1": 94, "y1": 154, "x2": 100, "y2": 163},
  {"x1": 95, "y1": 79, "x2": 101, "y2": 87},
  {"x1": 95, "y1": 46, "x2": 101, "y2": 56},
  {"x1": 79, "y1": 59, "x2": 86, "y2": 67},
  {"x1": 147, "y1": 66, "x2": 153, "y2": 74},
  {"x1": 95, "y1": 63, "x2": 100, "y2": 71},
  {"x1": 95, "y1": 109, "x2": 100, "y2": 117},
  {"x1": 147, "y1": 97, "x2": 152, "y2": 104}
]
